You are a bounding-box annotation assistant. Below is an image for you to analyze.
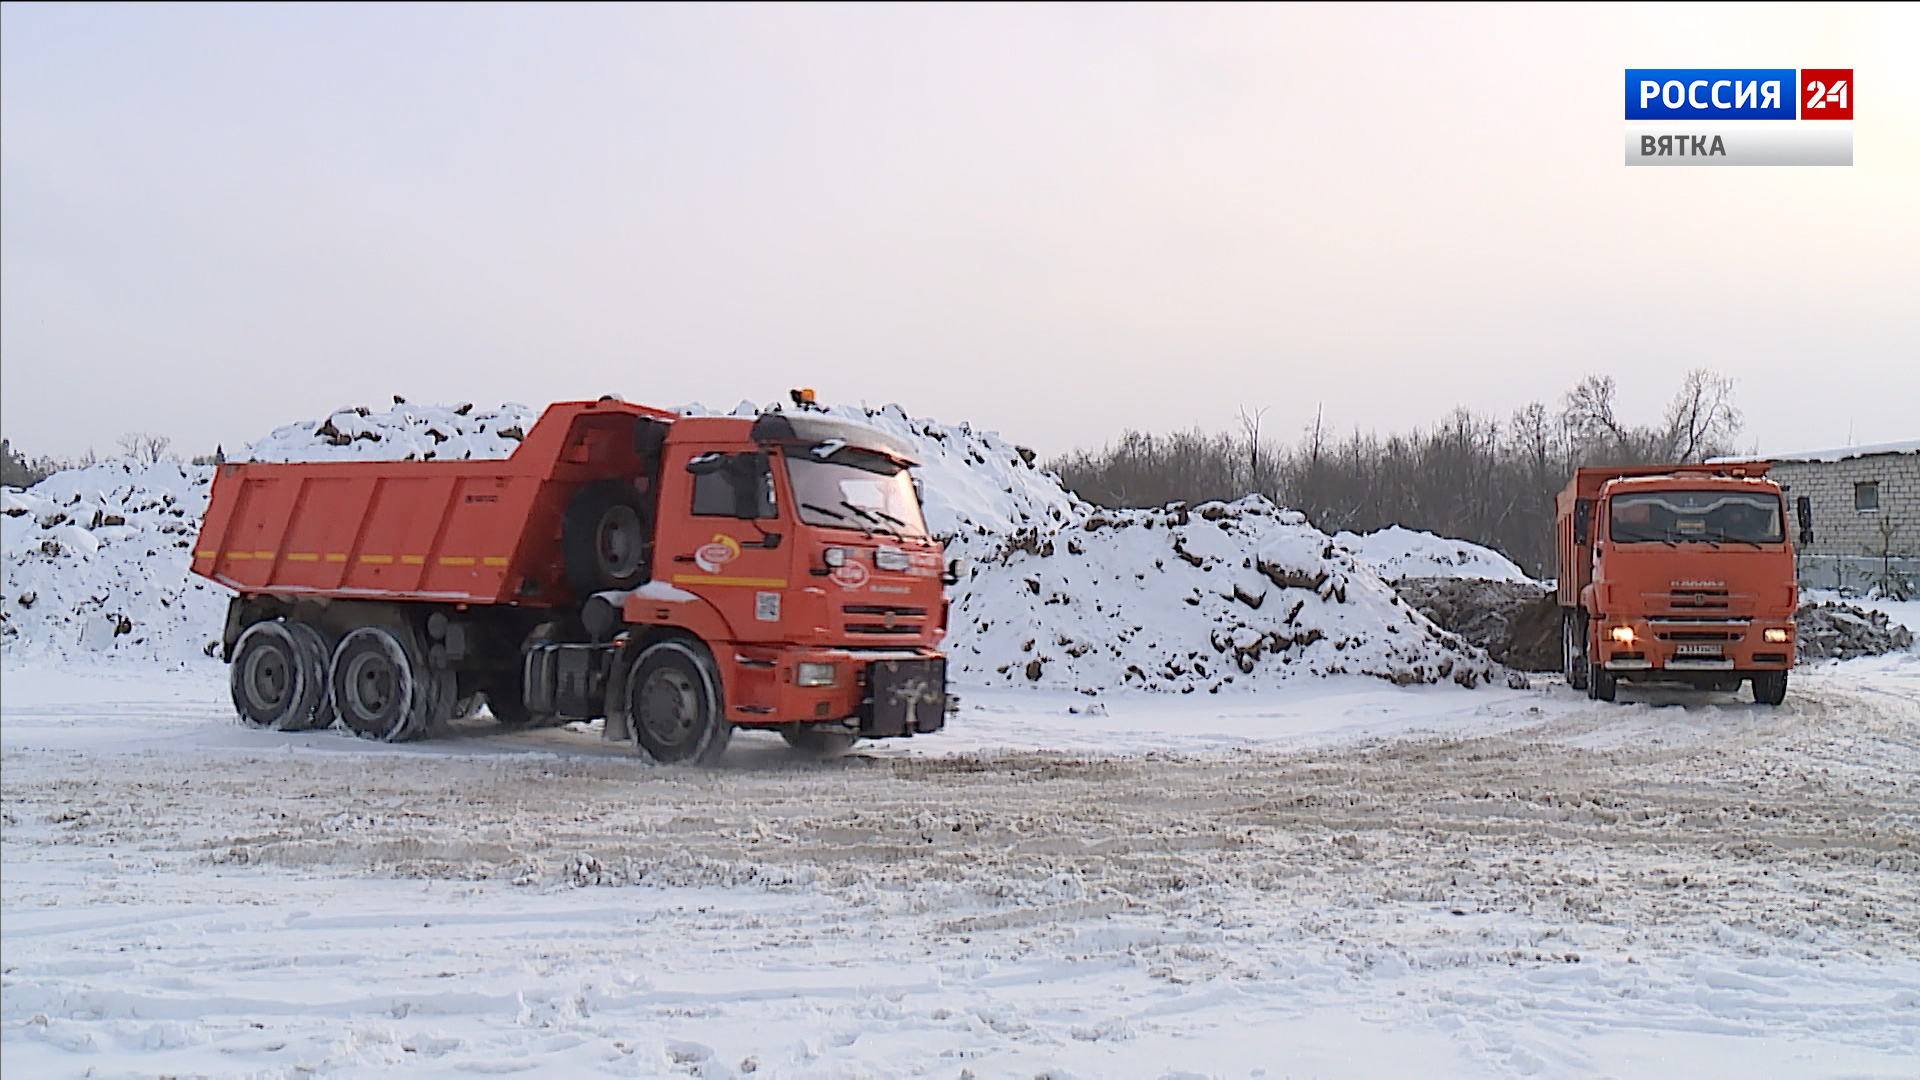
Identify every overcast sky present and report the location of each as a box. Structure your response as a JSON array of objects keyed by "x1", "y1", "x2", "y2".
[{"x1": 3, "y1": 3, "x2": 1916, "y2": 462}]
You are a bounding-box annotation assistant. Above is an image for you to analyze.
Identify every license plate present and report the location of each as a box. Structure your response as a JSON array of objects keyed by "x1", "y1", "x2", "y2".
[{"x1": 1675, "y1": 643, "x2": 1722, "y2": 656}]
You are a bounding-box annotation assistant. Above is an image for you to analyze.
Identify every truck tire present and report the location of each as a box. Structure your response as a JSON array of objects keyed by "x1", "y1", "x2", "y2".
[
  {"x1": 620, "y1": 638, "x2": 731, "y2": 765},
  {"x1": 1563, "y1": 610, "x2": 1589, "y2": 691},
  {"x1": 780, "y1": 725, "x2": 857, "y2": 759},
  {"x1": 230, "y1": 619, "x2": 329, "y2": 731},
  {"x1": 1751, "y1": 669, "x2": 1788, "y2": 706},
  {"x1": 329, "y1": 625, "x2": 432, "y2": 742},
  {"x1": 564, "y1": 481, "x2": 650, "y2": 596},
  {"x1": 1588, "y1": 659, "x2": 1617, "y2": 702}
]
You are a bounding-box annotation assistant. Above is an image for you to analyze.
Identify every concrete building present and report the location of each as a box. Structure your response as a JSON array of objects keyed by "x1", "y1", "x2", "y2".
[{"x1": 1716, "y1": 440, "x2": 1920, "y2": 593}]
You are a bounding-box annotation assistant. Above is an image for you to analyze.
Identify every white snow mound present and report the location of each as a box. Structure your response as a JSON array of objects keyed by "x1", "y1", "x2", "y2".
[
  {"x1": 7, "y1": 400, "x2": 1502, "y2": 693},
  {"x1": 2, "y1": 461, "x2": 227, "y2": 662},
  {"x1": 1334, "y1": 525, "x2": 1536, "y2": 584},
  {"x1": 247, "y1": 401, "x2": 538, "y2": 463},
  {"x1": 949, "y1": 497, "x2": 1501, "y2": 693}
]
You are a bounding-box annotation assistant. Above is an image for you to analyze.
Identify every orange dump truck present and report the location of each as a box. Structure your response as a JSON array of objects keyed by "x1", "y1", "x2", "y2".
[
  {"x1": 1556, "y1": 464, "x2": 1795, "y2": 704},
  {"x1": 192, "y1": 398, "x2": 951, "y2": 762}
]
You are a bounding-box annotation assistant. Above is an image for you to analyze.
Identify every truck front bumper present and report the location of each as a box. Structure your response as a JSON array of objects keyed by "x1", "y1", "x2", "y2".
[
  {"x1": 726, "y1": 645, "x2": 947, "y2": 736},
  {"x1": 1599, "y1": 617, "x2": 1793, "y2": 673}
]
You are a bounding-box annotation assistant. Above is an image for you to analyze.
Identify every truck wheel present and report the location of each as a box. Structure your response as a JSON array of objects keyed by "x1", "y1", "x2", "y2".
[
  {"x1": 230, "y1": 619, "x2": 328, "y2": 730},
  {"x1": 1751, "y1": 669, "x2": 1788, "y2": 706},
  {"x1": 621, "y1": 639, "x2": 731, "y2": 765},
  {"x1": 564, "y1": 481, "x2": 650, "y2": 595},
  {"x1": 781, "y1": 725, "x2": 857, "y2": 759},
  {"x1": 1563, "y1": 610, "x2": 1589, "y2": 691},
  {"x1": 329, "y1": 625, "x2": 430, "y2": 742},
  {"x1": 1588, "y1": 659, "x2": 1617, "y2": 702}
]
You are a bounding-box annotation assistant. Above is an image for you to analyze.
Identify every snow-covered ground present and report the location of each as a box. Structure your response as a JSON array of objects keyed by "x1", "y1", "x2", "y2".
[
  {"x1": 5, "y1": 655, "x2": 1918, "y2": 1078},
  {"x1": 6, "y1": 400, "x2": 1917, "y2": 1075}
]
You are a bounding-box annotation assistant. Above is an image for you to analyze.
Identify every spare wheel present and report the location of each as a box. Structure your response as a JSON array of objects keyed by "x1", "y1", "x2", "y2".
[{"x1": 563, "y1": 481, "x2": 650, "y2": 595}]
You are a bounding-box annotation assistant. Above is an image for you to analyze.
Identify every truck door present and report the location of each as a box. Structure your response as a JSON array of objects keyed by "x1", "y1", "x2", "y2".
[{"x1": 664, "y1": 448, "x2": 791, "y2": 641}]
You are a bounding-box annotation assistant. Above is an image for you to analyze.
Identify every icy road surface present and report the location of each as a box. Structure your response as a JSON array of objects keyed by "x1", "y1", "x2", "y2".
[{"x1": 4, "y1": 662, "x2": 1917, "y2": 1078}]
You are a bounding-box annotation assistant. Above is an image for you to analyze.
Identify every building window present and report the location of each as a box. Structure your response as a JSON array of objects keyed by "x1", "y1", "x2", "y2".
[{"x1": 1854, "y1": 481, "x2": 1880, "y2": 512}]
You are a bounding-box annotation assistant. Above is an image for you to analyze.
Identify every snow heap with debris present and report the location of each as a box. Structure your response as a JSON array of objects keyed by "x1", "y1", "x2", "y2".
[
  {"x1": 6, "y1": 398, "x2": 1502, "y2": 691},
  {"x1": 2, "y1": 460, "x2": 227, "y2": 662},
  {"x1": 247, "y1": 401, "x2": 538, "y2": 463},
  {"x1": 1333, "y1": 525, "x2": 1536, "y2": 584},
  {"x1": 950, "y1": 497, "x2": 1501, "y2": 693}
]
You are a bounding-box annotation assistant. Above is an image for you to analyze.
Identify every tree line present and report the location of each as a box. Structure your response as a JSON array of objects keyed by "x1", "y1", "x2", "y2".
[{"x1": 1045, "y1": 370, "x2": 1744, "y2": 577}]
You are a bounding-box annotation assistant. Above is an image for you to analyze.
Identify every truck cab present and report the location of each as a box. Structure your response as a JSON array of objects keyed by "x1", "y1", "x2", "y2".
[{"x1": 1557, "y1": 466, "x2": 1795, "y2": 704}]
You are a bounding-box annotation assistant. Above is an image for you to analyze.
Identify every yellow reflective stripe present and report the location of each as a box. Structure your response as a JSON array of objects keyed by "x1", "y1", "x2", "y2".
[
  {"x1": 285, "y1": 553, "x2": 319, "y2": 562},
  {"x1": 253, "y1": 551, "x2": 275, "y2": 559},
  {"x1": 324, "y1": 553, "x2": 348, "y2": 563},
  {"x1": 439, "y1": 556, "x2": 476, "y2": 566},
  {"x1": 194, "y1": 550, "x2": 216, "y2": 559},
  {"x1": 481, "y1": 556, "x2": 510, "y2": 567},
  {"x1": 225, "y1": 551, "x2": 252, "y2": 560},
  {"x1": 360, "y1": 554, "x2": 393, "y2": 564},
  {"x1": 670, "y1": 574, "x2": 789, "y2": 588},
  {"x1": 400, "y1": 555, "x2": 425, "y2": 565}
]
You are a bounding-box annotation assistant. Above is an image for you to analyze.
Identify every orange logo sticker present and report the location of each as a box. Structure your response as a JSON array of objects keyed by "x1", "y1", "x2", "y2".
[
  {"x1": 831, "y1": 561, "x2": 869, "y2": 589},
  {"x1": 695, "y1": 534, "x2": 741, "y2": 573}
]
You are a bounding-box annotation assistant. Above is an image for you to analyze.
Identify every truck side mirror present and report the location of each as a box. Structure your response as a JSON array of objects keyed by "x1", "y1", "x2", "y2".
[
  {"x1": 1573, "y1": 499, "x2": 1593, "y2": 546},
  {"x1": 1796, "y1": 495, "x2": 1813, "y2": 545}
]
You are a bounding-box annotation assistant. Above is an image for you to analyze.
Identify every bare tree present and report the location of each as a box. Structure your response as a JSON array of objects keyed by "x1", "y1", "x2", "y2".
[
  {"x1": 117, "y1": 432, "x2": 173, "y2": 464},
  {"x1": 1661, "y1": 368, "x2": 1743, "y2": 462}
]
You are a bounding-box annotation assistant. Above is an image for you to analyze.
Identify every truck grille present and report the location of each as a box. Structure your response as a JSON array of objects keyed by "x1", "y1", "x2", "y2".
[
  {"x1": 1667, "y1": 589, "x2": 1729, "y2": 609},
  {"x1": 1659, "y1": 631, "x2": 1740, "y2": 642},
  {"x1": 843, "y1": 604, "x2": 929, "y2": 636}
]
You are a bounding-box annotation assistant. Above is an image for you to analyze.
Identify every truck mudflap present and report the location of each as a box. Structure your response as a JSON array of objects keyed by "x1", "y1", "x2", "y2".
[{"x1": 860, "y1": 657, "x2": 947, "y2": 737}]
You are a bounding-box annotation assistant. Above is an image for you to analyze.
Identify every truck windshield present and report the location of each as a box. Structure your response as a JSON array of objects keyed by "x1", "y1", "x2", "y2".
[
  {"x1": 786, "y1": 450, "x2": 929, "y2": 538},
  {"x1": 1609, "y1": 490, "x2": 1784, "y2": 545}
]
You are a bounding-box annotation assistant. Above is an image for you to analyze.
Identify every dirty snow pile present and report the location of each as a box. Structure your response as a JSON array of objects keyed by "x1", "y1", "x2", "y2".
[
  {"x1": 948, "y1": 497, "x2": 1503, "y2": 693},
  {"x1": 1333, "y1": 524, "x2": 1536, "y2": 583},
  {"x1": 1, "y1": 461, "x2": 227, "y2": 662},
  {"x1": 1796, "y1": 601, "x2": 1916, "y2": 661},
  {"x1": 247, "y1": 401, "x2": 537, "y2": 462},
  {"x1": 6, "y1": 399, "x2": 1502, "y2": 692},
  {"x1": 1392, "y1": 577, "x2": 1562, "y2": 672}
]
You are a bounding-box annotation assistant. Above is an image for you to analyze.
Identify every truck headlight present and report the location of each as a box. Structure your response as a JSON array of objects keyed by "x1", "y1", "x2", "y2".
[
  {"x1": 796, "y1": 662, "x2": 836, "y2": 687},
  {"x1": 1763, "y1": 628, "x2": 1790, "y2": 643},
  {"x1": 875, "y1": 548, "x2": 911, "y2": 571},
  {"x1": 1610, "y1": 626, "x2": 1637, "y2": 644},
  {"x1": 822, "y1": 547, "x2": 846, "y2": 568}
]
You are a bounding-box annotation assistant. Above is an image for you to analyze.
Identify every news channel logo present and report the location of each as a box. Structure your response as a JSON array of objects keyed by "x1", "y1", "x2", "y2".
[{"x1": 1624, "y1": 68, "x2": 1852, "y2": 166}]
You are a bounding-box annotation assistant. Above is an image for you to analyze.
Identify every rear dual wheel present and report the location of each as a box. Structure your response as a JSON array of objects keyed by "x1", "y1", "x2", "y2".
[
  {"x1": 230, "y1": 619, "x2": 331, "y2": 731},
  {"x1": 1562, "y1": 610, "x2": 1589, "y2": 692},
  {"x1": 328, "y1": 624, "x2": 451, "y2": 742}
]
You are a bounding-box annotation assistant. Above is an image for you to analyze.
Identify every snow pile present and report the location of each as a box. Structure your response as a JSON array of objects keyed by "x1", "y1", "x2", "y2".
[
  {"x1": 1796, "y1": 602, "x2": 1915, "y2": 661},
  {"x1": 1333, "y1": 525, "x2": 1535, "y2": 583},
  {"x1": 2, "y1": 461, "x2": 227, "y2": 662},
  {"x1": 947, "y1": 497, "x2": 1502, "y2": 693},
  {"x1": 6, "y1": 399, "x2": 1500, "y2": 693},
  {"x1": 247, "y1": 401, "x2": 537, "y2": 462}
]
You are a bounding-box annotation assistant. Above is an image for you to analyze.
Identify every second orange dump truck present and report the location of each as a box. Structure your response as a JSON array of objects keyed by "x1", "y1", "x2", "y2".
[
  {"x1": 1556, "y1": 463, "x2": 1795, "y2": 704},
  {"x1": 191, "y1": 398, "x2": 951, "y2": 762}
]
